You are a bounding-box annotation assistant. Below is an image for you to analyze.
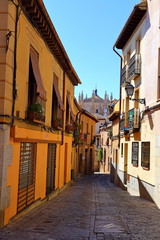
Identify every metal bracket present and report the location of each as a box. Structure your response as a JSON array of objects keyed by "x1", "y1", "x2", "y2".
[{"x1": 129, "y1": 97, "x2": 146, "y2": 105}]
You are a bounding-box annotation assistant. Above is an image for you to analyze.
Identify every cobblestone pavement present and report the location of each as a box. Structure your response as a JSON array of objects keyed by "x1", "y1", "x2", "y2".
[{"x1": 0, "y1": 174, "x2": 160, "y2": 240}]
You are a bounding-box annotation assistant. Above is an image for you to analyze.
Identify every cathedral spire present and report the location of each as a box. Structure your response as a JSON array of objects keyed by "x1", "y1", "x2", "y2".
[
  {"x1": 104, "y1": 91, "x2": 107, "y2": 99},
  {"x1": 110, "y1": 92, "x2": 113, "y2": 101},
  {"x1": 81, "y1": 91, "x2": 84, "y2": 100}
]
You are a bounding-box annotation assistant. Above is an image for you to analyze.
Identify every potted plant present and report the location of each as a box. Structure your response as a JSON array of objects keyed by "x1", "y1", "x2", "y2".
[
  {"x1": 52, "y1": 118, "x2": 63, "y2": 129},
  {"x1": 65, "y1": 123, "x2": 72, "y2": 132},
  {"x1": 27, "y1": 103, "x2": 45, "y2": 123}
]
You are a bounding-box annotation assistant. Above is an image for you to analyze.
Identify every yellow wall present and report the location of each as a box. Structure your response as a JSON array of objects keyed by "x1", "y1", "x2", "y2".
[{"x1": 2, "y1": 2, "x2": 76, "y2": 225}]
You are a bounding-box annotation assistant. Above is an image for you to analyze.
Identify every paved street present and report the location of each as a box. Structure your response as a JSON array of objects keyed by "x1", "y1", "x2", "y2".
[{"x1": 0, "y1": 174, "x2": 160, "y2": 240}]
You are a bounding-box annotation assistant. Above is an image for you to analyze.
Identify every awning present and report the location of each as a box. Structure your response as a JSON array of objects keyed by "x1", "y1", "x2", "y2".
[
  {"x1": 67, "y1": 91, "x2": 76, "y2": 120},
  {"x1": 53, "y1": 74, "x2": 64, "y2": 111},
  {"x1": 30, "y1": 48, "x2": 47, "y2": 100}
]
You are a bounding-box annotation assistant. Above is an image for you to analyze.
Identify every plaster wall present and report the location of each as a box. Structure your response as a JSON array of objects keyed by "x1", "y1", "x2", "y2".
[{"x1": 119, "y1": 0, "x2": 160, "y2": 206}]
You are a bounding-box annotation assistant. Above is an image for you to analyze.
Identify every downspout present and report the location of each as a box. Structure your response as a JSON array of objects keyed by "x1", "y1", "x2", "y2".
[
  {"x1": 75, "y1": 109, "x2": 85, "y2": 176},
  {"x1": 61, "y1": 71, "x2": 66, "y2": 145},
  {"x1": 10, "y1": 1, "x2": 20, "y2": 126},
  {"x1": 113, "y1": 45, "x2": 122, "y2": 148}
]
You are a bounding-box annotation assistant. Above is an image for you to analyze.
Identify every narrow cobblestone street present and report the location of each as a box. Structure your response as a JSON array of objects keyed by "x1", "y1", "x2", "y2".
[{"x1": 0, "y1": 174, "x2": 160, "y2": 240}]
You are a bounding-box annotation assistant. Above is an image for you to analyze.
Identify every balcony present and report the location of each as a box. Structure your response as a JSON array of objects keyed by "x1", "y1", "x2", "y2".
[
  {"x1": 26, "y1": 103, "x2": 45, "y2": 124},
  {"x1": 129, "y1": 53, "x2": 141, "y2": 79},
  {"x1": 120, "y1": 113, "x2": 125, "y2": 132},
  {"x1": 120, "y1": 109, "x2": 140, "y2": 133},
  {"x1": 52, "y1": 118, "x2": 63, "y2": 129},
  {"x1": 26, "y1": 110, "x2": 45, "y2": 124},
  {"x1": 128, "y1": 108, "x2": 140, "y2": 130},
  {"x1": 121, "y1": 65, "x2": 129, "y2": 86}
]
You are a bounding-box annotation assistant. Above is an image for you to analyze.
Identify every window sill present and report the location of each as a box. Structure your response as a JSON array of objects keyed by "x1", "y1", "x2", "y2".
[
  {"x1": 142, "y1": 167, "x2": 150, "y2": 171},
  {"x1": 132, "y1": 164, "x2": 138, "y2": 168}
]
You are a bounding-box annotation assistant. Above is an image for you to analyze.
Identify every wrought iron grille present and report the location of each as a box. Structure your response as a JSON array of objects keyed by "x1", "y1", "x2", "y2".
[
  {"x1": 17, "y1": 143, "x2": 36, "y2": 213},
  {"x1": 121, "y1": 65, "x2": 129, "y2": 85},
  {"x1": 141, "y1": 142, "x2": 150, "y2": 169},
  {"x1": 129, "y1": 53, "x2": 141, "y2": 79},
  {"x1": 46, "y1": 144, "x2": 57, "y2": 195},
  {"x1": 132, "y1": 142, "x2": 139, "y2": 167}
]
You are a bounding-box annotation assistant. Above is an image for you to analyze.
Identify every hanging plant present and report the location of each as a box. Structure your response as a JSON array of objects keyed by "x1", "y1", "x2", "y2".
[
  {"x1": 97, "y1": 147, "x2": 103, "y2": 161},
  {"x1": 72, "y1": 122, "x2": 84, "y2": 146}
]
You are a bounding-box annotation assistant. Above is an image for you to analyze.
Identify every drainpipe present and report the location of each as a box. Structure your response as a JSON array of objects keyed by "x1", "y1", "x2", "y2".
[
  {"x1": 113, "y1": 45, "x2": 123, "y2": 148},
  {"x1": 10, "y1": 1, "x2": 20, "y2": 126},
  {"x1": 61, "y1": 71, "x2": 66, "y2": 145}
]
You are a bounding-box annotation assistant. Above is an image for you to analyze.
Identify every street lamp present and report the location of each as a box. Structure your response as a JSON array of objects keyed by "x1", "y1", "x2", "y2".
[{"x1": 125, "y1": 83, "x2": 146, "y2": 105}]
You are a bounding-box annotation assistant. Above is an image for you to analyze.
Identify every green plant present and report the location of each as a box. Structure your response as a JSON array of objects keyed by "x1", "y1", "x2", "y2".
[
  {"x1": 97, "y1": 147, "x2": 103, "y2": 161},
  {"x1": 28, "y1": 103, "x2": 44, "y2": 115},
  {"x1": 72, "y1": 122, "x2": 84, "y2": 145},
  {"x1": 54, "y1": 117, "x2": 62, "y2": 123}
]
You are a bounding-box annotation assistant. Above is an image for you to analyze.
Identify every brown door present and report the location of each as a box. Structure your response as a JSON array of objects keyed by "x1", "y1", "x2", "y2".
[{"x1": 46, "y1": 144, "x2": 56, "y2": 195}]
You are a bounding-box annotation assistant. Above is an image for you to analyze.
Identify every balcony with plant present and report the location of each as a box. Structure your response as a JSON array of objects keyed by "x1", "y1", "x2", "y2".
[
  {"x1": 26, "y1": 102, "x2": 45, "y2": 124},
  {"x1": 52, "y1": 117, "x2": 63, "y2": 129},
  {"x1": 72, "y1": 122, "x2": 86, "y2": 146}
]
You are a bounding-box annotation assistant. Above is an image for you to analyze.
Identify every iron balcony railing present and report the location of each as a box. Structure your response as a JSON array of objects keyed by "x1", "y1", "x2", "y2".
[
  {"x1": 120, "y1": 113, "x2": 125, "y2": 132},
  {"x1": 121, "y1": 65, "x2": 129, "y2": 86},
  {"x1": 129, "y1": 53, "x2": 141, "y2": 79},
  {"x1": 128, "y1": 108, "x2": 140, "y2": 130}
]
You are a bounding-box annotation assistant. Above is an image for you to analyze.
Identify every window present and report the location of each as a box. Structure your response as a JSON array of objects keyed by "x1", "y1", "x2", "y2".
[
  {"x1": 66, "y1": 91, "x2": 75, "y2": 125},
  {"x1": 141, "y1": 142, "x2": 150, "y2": 169},
  {"x1": 132, "y1": 142, "x2": 139, "y2": 167},
  {"x1": 91, "y1": 125, "x2": 93, "y2": 142},
  {"x1": 104, "y1": 149, "x2": 106, "y2": 163},
  {"x1": 27, "y1": 48, "x2": 46, "y2": 123},
  {"x1": 51, "y1": 74, "x2": 64, "y2": 128},
  {"x1": 86, "y1": 123, "x2": 89, "y2": 133}
]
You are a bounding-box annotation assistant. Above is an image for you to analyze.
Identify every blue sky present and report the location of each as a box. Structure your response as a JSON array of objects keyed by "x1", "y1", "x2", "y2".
[{"x1": 43, "y1": 0, "x2": 139, "y2": 100}]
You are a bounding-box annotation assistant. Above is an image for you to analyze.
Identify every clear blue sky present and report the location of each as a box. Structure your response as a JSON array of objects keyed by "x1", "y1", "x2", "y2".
[{"x1": 43, "y1": 0, "x2": 139, "y2": 100}]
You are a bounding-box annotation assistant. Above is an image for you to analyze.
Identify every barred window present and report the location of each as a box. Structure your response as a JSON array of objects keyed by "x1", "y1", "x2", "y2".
[
  {"x1": 141, "y1": 142, "x2": 150, "y2": 170},
  {"x1": 132, "y1": 142, "x2": 139, "y2": 167}
]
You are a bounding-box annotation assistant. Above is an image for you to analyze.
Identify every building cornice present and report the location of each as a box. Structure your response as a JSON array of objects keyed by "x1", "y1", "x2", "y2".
[
  {"x1": 114, "y1": 2, "x2": 147, "y2": 49},
  {"x1": 19, "y1": 0, "x2": 81, "y2": 86}
]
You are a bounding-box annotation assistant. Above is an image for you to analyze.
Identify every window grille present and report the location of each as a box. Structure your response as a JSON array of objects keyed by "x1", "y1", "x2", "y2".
[
  {"x1": 141, "y1": 142, "x2": 150, "y2": 169},
  {"x1": 132, "y1": 142, "x2": 139, "y2": 167},
  {"x1": 17, "y1": 143, "x2": 36, "y2": 213}
]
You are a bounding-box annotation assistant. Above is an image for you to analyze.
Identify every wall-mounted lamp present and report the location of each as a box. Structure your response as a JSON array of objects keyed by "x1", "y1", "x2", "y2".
[{"x1": 125, "y1": 83, "x2": 146, "y2": 105}]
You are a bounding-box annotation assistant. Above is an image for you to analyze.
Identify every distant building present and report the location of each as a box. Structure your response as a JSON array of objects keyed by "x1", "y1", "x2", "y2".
[
  {"x1": 78, "y1": 89, "x2": 112, "y2": 117},
  {"x1": 79, "y1": 89, "x2": 115, "y2": 172}
]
